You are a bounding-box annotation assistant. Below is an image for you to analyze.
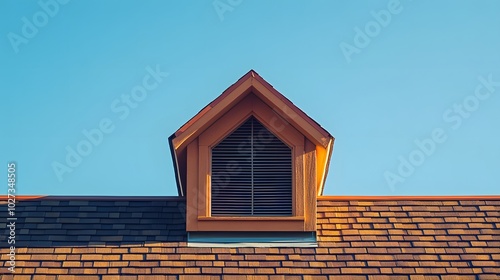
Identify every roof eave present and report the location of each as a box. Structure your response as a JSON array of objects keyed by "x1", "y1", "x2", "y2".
[{"x1": 169, "y1": 133, "x2": 184, "y2": 196}]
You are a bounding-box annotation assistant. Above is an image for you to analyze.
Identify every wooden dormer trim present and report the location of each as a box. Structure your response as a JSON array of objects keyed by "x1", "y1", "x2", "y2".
[
  {"x1": 170, "y1": 70, "x2": 334, "y2": 233},
  {"x1": 185, "y1": 93, "x2": 315, "y2": 232},
  {"x1": 172, "y1": 71, "x2": 333, "y2": 151},
  {"x1": 169, "y1": 70, "x2": 334, "y2": 197}
]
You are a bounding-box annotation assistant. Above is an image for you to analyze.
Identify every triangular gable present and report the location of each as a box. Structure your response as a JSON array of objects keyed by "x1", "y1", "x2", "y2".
[{"x1": 169, "y1": 70, "x2": 334, "y2": 196}]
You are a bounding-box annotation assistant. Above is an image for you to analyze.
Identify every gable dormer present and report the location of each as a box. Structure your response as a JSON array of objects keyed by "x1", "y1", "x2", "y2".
[{"x1": 169, "y1": 70, "x2": 334, "y2": 239}]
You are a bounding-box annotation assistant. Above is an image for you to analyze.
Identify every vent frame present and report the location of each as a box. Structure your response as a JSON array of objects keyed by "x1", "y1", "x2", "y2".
[{"x1": 185, "y1": 93, "x2": 317, "y2": 232}]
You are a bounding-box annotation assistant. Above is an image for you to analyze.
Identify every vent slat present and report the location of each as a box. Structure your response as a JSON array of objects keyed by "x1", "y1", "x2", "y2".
[{"x1": 211, "y1": 117, "x2": 292, "y2": 216}]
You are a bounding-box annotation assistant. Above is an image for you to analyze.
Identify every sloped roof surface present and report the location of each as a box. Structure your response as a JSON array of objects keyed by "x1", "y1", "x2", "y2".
[{"x1": 1, "y1": 196, "x2": 499, "y2": 279}]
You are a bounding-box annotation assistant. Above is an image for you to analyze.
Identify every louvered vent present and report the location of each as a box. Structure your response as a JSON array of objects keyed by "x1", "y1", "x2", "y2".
[{"x1": 211, "y1": 116, "x2": 292, "y2": 216}]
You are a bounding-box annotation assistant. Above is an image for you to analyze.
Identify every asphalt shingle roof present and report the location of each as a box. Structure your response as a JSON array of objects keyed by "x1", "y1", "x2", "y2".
[{"x1": 1, "y1": 196, "x2": 499, "y2": 279}]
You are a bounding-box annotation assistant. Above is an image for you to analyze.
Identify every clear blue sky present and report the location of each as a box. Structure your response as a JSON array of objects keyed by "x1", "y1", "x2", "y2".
[{"x1": 1, "y1": 0, "x2": 499, "y2": 196}]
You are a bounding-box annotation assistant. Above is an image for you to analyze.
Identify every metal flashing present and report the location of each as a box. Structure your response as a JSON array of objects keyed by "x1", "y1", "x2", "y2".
[{"x1": 187, "y1": 232, "x2": 317, "y2": 247}]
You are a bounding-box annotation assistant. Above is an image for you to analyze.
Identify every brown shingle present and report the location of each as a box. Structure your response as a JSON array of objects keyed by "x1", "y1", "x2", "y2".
[
  {"x1": 180, "y1": 276, "x2": 220, "y2": 280},
  {"x1": 369, "y1": 277, "x2": 409, "y2": 280},
  {"x1": 328, "y1": 276, "x2": 367, "y2": 280},
  {"x1": 303, "y1": 276, "x2": 328, "y2": 280},
  {"x1": 223, "y1": 267, "x2": 240, "y2": 274},
  {"x1": 409, "y1": 276, "x2": 440, "y2": 280},
  {"x1": 2, "y1": 196, "x2": 499, "y2": 278},
  {"x1": 152, "y1": 267, "x2": 184, "y2": 274},
  {"x1": 122, "y1": 268, "x2": 151, "y2": 274},
  {"x1": 123, "y1": 254, "x2": 144, "y2": 261},
  {"x1": 32, "y1": 276, "x2": 57, "y2": 280},
  {"x1": 12, "y1": 276, "x2": 31, "y2": 280}
]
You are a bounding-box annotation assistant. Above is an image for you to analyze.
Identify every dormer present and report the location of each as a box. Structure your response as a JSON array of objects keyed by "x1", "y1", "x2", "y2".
[{"x1": 169, "y1": 70, "x2": 334, "y2": 245}]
